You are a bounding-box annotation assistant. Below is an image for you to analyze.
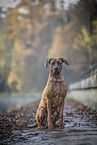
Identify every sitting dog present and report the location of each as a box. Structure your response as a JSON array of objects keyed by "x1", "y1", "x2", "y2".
[{"x1": 36, "y1": 58, "x2": 69, "y2": 129}]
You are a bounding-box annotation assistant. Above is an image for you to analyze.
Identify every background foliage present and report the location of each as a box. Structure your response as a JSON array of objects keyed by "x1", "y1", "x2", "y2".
[{"x1": 0, "y1": 0, "x2": 97, "y2": 93}]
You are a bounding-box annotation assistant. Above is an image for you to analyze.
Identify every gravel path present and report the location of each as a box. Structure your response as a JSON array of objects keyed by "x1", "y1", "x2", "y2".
[{"x1": 0, "y1": 98, "x2": 97, "y2": 145}]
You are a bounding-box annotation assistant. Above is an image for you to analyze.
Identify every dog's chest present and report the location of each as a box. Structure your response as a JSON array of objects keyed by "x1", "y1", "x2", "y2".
[{"x1": 51, "y1": 83, "x2": 64, "y2": 107}]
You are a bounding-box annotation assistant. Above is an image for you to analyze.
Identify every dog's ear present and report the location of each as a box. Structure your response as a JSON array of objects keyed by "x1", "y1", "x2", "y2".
[
  {"x1": 59, "y1": 58, "x2": 69, "y2": 65},
  {"x1": 44, "y1": 58, "x2": 53, "y2": 68}
]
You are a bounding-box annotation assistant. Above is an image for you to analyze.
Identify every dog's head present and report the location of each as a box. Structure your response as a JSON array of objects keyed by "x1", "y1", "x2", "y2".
[{"x1": 44, "y1": 58, "x2": 69, "y2": 75}]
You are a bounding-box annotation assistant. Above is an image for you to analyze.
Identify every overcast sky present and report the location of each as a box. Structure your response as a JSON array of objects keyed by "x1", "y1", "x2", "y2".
[
  {"x1": 0, "y1": 0, "x2": 21, "y2": 8},
  {"x1": 0, "y1": 0, "x2": 79, "y2": 9}
]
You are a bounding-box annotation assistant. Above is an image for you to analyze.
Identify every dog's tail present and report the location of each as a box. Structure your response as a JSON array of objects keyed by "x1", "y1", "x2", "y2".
[
  {"x1": 17, "y1": 122, "x2": 38, "y2": 129},
  {"x1": 26, "y1": 122, "x2": 38, "y2": 128}
]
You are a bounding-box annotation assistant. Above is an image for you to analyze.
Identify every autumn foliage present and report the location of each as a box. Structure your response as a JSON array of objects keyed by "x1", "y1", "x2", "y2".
[{"x1": 0, "y1": 0, "x2": 97, "y2": 92}]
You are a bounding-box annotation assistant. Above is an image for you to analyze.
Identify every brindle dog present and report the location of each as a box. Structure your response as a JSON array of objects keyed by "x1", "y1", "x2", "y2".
[{"x1": 36, "y1": 58, "x2": 69, "y2": 129}]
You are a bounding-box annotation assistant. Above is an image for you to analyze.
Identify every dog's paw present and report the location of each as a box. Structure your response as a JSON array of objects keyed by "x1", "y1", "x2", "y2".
[
  {"x1": 38, "y1": 125, "x2": 46, "y2": 129},
  {"x1": 59, "y1": 123, "x2": 64, "y2": 129},
  {"x1": 48, "y1": 124, "x2": 54, "y2": 129}
]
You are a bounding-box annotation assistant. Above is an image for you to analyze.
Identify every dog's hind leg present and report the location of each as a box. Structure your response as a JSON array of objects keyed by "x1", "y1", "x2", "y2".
[{"x1": 36, "y1": 107, "x2": 47, "y2": 129}]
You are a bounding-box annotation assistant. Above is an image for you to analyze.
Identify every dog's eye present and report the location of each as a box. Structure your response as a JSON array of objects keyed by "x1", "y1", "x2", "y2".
[
  {"x1": 57, "y1": 61, "x2": 62, "y2": 66},
  {"x1": 51, "y1": 62, "x2": 55, "y2": 66}
]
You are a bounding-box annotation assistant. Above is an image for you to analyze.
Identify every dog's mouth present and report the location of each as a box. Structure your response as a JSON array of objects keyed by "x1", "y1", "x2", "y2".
[{"x1": 53, "y1": 67, "x2": 61, "y2": 74}]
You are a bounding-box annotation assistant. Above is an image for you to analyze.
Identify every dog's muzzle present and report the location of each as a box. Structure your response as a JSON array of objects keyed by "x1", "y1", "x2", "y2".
[{"x1": 53, "y1": 66, "x2": 61, "y2": 74}]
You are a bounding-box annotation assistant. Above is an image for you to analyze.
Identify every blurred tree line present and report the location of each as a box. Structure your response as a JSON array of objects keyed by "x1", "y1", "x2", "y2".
[{"x1": 0, "y1": 0, "x2": 97, "y2": 93}]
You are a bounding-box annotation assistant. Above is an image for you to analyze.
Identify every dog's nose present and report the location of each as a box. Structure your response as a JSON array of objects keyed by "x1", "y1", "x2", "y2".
[
  {"x1": 55, "y1": 67, "x2": 58, "y2": 70},
  {"x1": 54, "y1": 66, "x2": 60, "y2": 74}
]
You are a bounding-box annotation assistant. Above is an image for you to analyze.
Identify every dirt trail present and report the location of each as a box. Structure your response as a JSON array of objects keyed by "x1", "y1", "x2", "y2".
[{"x1": 0, "y1": 99, "x2": 97, "y2": 145}]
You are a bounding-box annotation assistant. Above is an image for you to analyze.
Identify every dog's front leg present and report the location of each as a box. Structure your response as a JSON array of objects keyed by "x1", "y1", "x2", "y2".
[
  {"x1": 47, "y1": 98, "x2": 54, "y2": 129},
  {"x1": 59, "y1": 100, "x2": 64, "y2": 128}
]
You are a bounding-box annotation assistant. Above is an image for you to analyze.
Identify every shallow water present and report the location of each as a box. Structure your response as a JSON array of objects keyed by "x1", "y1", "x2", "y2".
[{"x1": 0, "y1": 93, "x2": 41, "y2": 114}]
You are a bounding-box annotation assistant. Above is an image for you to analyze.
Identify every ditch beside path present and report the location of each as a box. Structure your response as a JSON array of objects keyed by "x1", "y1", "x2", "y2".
[{"x1": 0, "y1": 98, "x2": 97, "y2": 145}]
